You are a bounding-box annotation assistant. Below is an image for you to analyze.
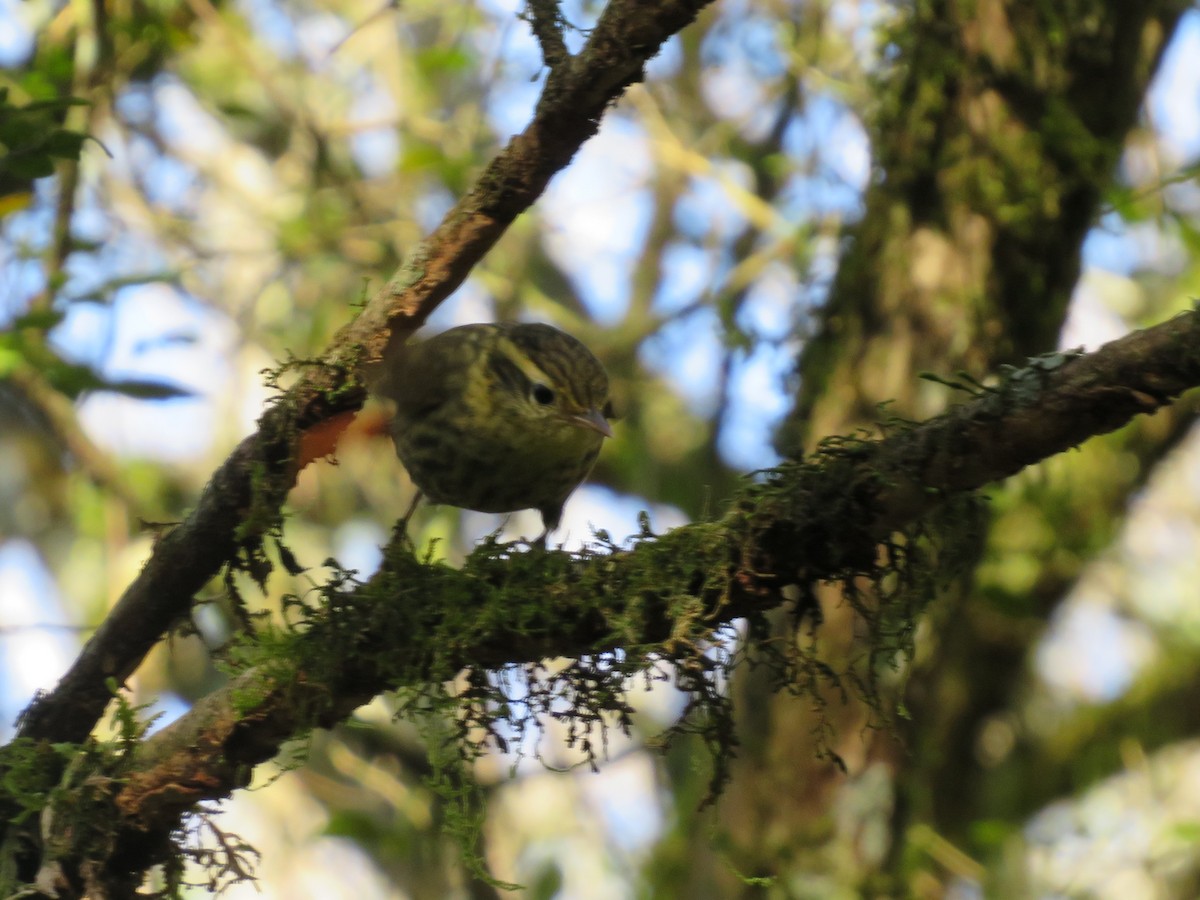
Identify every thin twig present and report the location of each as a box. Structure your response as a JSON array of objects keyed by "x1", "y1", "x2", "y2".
[{"x1": 525, "y1": 0, "x2": 570, "y2": 70}]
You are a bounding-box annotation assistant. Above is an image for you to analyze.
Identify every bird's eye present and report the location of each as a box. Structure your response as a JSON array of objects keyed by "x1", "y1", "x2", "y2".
[{"x1": 532, "y1": 384, "x2": 555, "y2": 405}]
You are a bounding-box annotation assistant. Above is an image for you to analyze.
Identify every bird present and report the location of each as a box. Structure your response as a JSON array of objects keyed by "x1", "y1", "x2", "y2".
[{"x1": 378, "y1": 322, "x2": 613, "y2": 539}]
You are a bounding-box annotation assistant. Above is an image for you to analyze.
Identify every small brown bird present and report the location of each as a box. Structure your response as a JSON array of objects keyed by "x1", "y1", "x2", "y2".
[{"x1": 379, "y1": 322, "x2": 613, "y2": 537}]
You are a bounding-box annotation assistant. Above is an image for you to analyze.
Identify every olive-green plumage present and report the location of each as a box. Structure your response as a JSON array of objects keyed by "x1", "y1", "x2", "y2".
[{"x1": 380, "y1": 322, "x2": 613, "y2": 534}]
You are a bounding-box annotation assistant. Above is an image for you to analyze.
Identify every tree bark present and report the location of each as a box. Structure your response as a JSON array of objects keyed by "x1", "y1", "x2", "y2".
[{"x1": 719, "y1": 0, "x2": 1191, "y2": 891}]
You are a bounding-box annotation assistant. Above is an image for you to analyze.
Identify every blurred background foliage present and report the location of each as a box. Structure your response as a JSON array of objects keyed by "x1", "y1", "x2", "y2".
[{"x1": 4, "y1": 0, "x2": 1200, "y2": 897}]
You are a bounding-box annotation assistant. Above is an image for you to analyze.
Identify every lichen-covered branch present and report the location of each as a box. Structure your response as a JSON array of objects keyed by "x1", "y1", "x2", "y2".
[
  {"x1": 99, "y1": 308, "x2": 1200, "y2": 874},
  {"x1": 524, "y1": 0, "x2": 570, "y2": 70},
  {"x1": 14, "y1": 0, "x2": 715, "y2": 750},
  {"x1": 867, "y1": 309, "x2": 1200, "y2": 533}
]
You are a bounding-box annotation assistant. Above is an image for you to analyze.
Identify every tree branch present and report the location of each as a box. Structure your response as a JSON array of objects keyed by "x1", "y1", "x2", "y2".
[
  {"x1": 15, "y1": 0, "x2": 715, "y2": 748},
  {"x1": 525, "y1": 0, "x2": 570, "y2": 70},
  {"x1": 106, "y1": 308, "x2": 1200, "y2": 857}
]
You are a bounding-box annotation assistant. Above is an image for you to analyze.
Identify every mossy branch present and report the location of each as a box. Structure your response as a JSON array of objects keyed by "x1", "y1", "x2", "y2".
[
  {"x1": 14, "y1": 0, "x2": 716, "y2": 750},
  {"x1": 98, "y1": 307, "x2": 1200, "y2": 870}
]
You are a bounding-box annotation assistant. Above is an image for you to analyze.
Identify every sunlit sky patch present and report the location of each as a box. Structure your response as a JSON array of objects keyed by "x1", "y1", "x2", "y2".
[
  {"x1": 0, "y1": 541, "x2": 76, "y2": 737},
  {"x1": 1035, "y1": 599, "x2": 1156, "y2": 703},
  {"x1": 0, "y1": 0, "x2": 34, "y2": 66},
  {"x1": 541, "y1": 115, "x2": 654, "y2": 324},
  {"x1": 1147, "y1": 10, "x2": 1200, "y2": 161},
  {"x1": 65, "y1": 285, "x2": 238, "y2": 460}
]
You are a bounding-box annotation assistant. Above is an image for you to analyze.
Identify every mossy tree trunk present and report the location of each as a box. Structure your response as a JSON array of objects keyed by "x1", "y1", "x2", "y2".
[{"x1": 693, "y1": 0, "x2": 1191, "y2": 893}]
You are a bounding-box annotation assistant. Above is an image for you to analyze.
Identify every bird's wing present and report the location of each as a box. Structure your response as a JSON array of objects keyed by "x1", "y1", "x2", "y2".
[{"x1": 381, "y1": 324, "x2": 495, "y2": 423}]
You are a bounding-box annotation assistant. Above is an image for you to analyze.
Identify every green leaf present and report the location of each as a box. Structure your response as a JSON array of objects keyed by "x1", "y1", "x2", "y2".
[
  {"x1": 97, "y1": 377, "x2": 195, "y2": 400},
  {"x1": 416, "y1": 46, "x2": 472, "y2": 74},
  {"x1": 41, "y1": 360, "x2": 107, "y2": 397},
  {"x1": 1172, "y1": 821, "x2": 1200, "y2": 843},
  {"x1": 11, "y1": 308, "x2": 66, "y2": 331},
  {"x1": 399, "y1": 142, "x2": 446, "y2": 172},
  {"x1": 0, "y1": 93, "x2": 94, "y2": 191},
  {"x1": 42, "y1": 129, "x2": 88, "y2": 159},
  {"x1": 18, "y1": 97, "x2": 90, "y2": 114},
  {"x1": 37, "y1": 356, "x2": 194, "y2": 401},
  {"x1": 1, "y1": 153, "x2": 56, "y2": 179},
  {"x1": 0, "y1": 346, "x2": 24, "y2": 377}
]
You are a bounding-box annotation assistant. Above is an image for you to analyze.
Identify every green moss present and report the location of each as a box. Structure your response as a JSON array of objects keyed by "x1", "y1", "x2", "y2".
[
  {"x1": 0, "y1": 687, "x2": 255, "y2": 898},
  {"x1": 212, "y1": 416, "x2": 989, "y2": 857}
]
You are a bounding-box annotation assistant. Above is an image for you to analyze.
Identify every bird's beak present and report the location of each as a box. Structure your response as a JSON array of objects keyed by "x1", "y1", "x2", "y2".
[{"x1": 571, "y1": 407, "x2": 614, "y2": 439}]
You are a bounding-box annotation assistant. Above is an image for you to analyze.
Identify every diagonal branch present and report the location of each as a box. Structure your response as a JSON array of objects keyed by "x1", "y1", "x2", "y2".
[
  {"x1": 15, "y1": 0, "x2": 716, "y2": 747},
  {"x1": 525, "y1": 0, "x2": 570, "y2": 70},
  {"x1": 110, "y1": 308, "x2": 1200, "y2": 849}
]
